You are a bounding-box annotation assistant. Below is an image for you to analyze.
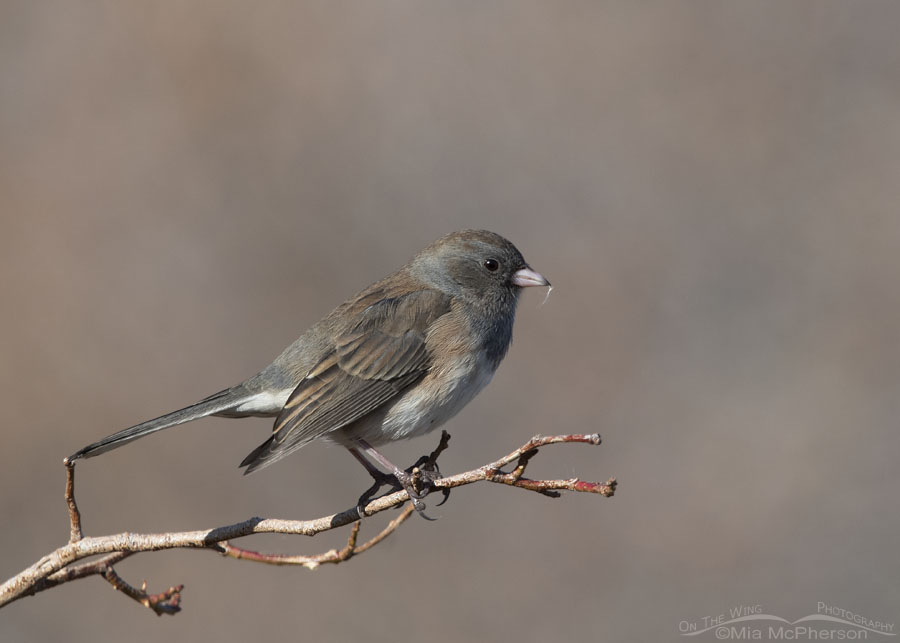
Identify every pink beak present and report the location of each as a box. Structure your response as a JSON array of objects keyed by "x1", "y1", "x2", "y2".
[{"x1": 511, "y1": 267, "x2": 550, "y2": 288}]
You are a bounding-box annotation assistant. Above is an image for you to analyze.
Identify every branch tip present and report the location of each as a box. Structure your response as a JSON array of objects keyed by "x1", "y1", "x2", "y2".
[{"x1": 101, "y1": 565, "x2": 183, "y2": 616}]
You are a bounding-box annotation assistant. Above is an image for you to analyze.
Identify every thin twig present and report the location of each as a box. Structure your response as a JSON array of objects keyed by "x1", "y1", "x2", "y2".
[
  {"x1": 17, "y1": 551, "x2": 133, "y2": 598},
  {"x1": 64, "y1": 461, "x2": 83, "y2": 543},
  {"x1": 1, "y1": 432, "x2": 614, "y2": 614},
  {"x1": 101, "y1": 567, "x2": 183, "y2": 616},
  {"x1": 219, "y1": 504, "x2": 417, "y2": 569}
]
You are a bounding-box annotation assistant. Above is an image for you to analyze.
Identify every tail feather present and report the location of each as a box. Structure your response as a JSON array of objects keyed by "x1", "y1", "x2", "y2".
[
  {"x1": 67, "y1": 386, "x2": 256, "y2": 462},
  {"x1": 239, "y1": 435, "x2": 277, "y2": 475}
]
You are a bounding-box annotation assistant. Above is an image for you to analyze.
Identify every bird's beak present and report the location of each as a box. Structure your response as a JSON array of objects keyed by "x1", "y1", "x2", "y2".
[{"x1": 511, "y1": 267, "x2": 550, "y2": 288}]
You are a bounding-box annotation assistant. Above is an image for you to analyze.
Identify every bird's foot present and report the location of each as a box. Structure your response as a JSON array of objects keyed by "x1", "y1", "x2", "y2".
[
  {"x1": 356, "y1": 470, "x2": 402, "y2": 518},
  {"x1": 405, "y1": 459, "x2": 451, "y2": 507},
  {"x1": 353, "y1": 431, "x2": 452, "y2": 520},
  {"x1": 394, "y1": 463, "x2": 451, "y2": 519},
  {"x1": 355, "y1": 466, "x2": 443, "y2": 521},
  {"x1": 410, "y1": 430, "x2": 452, "y2": 507}
]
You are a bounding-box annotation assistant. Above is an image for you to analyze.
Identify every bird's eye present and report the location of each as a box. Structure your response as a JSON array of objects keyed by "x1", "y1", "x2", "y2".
[{"x1": 483, "y1": 258, "x2": 500, "y2": 272}]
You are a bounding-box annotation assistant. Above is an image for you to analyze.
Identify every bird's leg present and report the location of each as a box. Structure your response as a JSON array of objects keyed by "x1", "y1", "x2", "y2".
[
  {"x1": 349, "y1": 439, "x2": 445, "y2": 520},
  {"x1": 347, "y1": 445, "x2": 390, "y2": 480},
  {"x1": 348, "y1": 447, "x2": 404, "y2": 517},
  {"x1": 358, "y1": 439, "x2": 446, "y2": 497}
]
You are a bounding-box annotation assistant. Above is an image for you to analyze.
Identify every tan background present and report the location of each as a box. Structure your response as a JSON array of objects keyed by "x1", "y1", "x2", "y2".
[{"x1": 2, "y1": 2, "x2": 899, "y2": 641}]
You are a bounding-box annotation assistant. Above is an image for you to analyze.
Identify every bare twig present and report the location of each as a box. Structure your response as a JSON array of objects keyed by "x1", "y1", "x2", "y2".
[
  {"x1": 64, "y1": 461, "x2": 83, "y2": 543},
  {"x1": 18, "y1": 551, "x2": 133, "y2": 597},
  {"x1": 220, "y1": 504, "x2": 417, "y2": 569},
  {"x1": 101, "y1": 566, "x2": 184, "y2": 616},
  {"x1": 1, "y1": 432, "x2": 614, "y2": 614}
]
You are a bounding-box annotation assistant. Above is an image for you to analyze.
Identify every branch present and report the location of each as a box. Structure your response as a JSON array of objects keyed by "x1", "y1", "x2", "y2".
[
  {"x1": 1, "y1": 432, "x2": 615, "y2": 614},
  {"x1": 219, "y1": 504, "x2": 417, "y2": 568}
]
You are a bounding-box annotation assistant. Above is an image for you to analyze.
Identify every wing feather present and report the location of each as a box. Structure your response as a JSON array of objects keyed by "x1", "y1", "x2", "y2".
[{"x1": 240, "y1": 288, "x2": 451, "y2": 473}]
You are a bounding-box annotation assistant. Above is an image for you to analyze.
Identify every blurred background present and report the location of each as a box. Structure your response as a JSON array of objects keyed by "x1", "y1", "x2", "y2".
[{"x1": 2, "y1": 2, "x2": 899, "y2": 641}]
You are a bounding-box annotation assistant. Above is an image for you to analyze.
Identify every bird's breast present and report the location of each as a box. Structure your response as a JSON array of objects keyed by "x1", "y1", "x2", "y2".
[{"x1": 373, "y1": 349, "x2": 497, "y2": 443}]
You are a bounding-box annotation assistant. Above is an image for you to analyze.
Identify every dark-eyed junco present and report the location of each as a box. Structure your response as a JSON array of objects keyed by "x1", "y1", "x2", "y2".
[{"x1": 68, "y1": 230, "x2": 549, "y2": 514}]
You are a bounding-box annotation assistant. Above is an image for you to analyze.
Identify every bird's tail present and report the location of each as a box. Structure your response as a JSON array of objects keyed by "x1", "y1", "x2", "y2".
[{"x1": 66, "y1": 385, "x2": 258, "y2": 462}]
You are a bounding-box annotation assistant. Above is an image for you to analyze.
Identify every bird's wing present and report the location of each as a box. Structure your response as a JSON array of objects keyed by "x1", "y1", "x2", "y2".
[{"x1": 240, "y1": 288, "x2": 451, "y2": 472}]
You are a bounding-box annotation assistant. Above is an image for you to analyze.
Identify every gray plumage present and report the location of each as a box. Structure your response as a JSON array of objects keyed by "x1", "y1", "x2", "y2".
[{"x1": 67, "y1": 229, "x2": 549, "y2": 478}]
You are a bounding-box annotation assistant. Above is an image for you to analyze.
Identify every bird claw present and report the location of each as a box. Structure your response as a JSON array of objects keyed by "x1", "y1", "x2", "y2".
[
  {"x1": 410, "y1": 496, "x2": 437, "y2": 521},
  {"x1": 355, "y1": 460, "x2": 448, "y2": 520},
  {"x1": 406, "y1": 449, "x2": 451, "y2": 508},
  {"x1": 353, "y1": 434, "x2": 452, "y2": 520},
  {"x1": 355, "y1": 470, "x2": 398, "y2": 518},
  {"x1": 395, "y1": 468, "x2": 441, "y2": 520}
]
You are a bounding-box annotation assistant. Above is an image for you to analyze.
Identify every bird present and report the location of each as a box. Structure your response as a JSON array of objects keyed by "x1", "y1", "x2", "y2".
[{"x1": 67, "y1": 229, "x2": 550, "y2": 516}]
